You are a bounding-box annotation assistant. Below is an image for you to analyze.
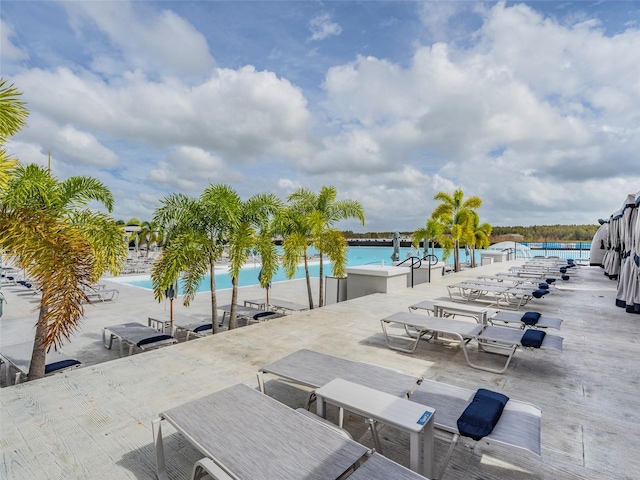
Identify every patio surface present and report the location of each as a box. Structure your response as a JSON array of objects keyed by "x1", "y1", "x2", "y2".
[{"x1": 0, "y1": 260, "x2": 638, "y2": 479}]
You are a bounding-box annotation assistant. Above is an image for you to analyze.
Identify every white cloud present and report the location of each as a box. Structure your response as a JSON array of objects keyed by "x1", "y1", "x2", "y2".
[
  {"x1": 1, "y1": 19, "x2": 29, "y2": 62},
  {"x1": 63, "y1": 0, "x2": 214, "y2": 77},
  {"x1": 309, "y1": 13, "x2": 342, "y2": 41},
  {"x1": 149, "y1": 146, "x2": 245, "y2": 191}
]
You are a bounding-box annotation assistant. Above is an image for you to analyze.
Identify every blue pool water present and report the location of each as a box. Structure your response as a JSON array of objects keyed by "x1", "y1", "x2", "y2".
[{"x1": 122, "y1": 246, "x2": 475, "y2": 292}]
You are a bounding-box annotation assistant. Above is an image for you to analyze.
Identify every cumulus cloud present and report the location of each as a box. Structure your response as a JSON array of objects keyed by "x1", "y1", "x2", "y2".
[
  {"x1": 62, "y1": 0, "x2": 214, "y2": 77},
  {"x1": 149, "y1": 146, "x2": 245, "y2": 191},
  {"x1": 309, "y1": 13, "x2": 342, "y2": 41}
]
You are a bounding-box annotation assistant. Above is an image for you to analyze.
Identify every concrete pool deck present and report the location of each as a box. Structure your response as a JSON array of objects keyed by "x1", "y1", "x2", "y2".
[{"x1": 0, "y1": 260, "x2": 638, "y2": 479}]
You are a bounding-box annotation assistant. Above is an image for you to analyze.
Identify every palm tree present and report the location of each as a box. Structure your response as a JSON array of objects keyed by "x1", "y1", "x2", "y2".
[
  {"x1": 0, "y1": 165, "x2": 126, "y2": 380},
  {"x1": 0, "y1": 79, "x2": 28, "y2": 189},
  {"x1": 431, "y1": 189, "x2": 482, "y2": 272},
  {"x1": 411, "y1": 217, "x2": 444, "y2": 260},
  {"x1": 287, "y1": 187, "x2": 364, "y2": 307},
  {"x1": 225, "y1": 192, "x2": 282, "y2": 329},
  {"x1": 138, "y1": 220, "x2": 159, "y2": 256},
  {"x1": 151, "y1": 185, "x2": 236, "y2": 333},
  {"x1": 468, "y1": 212, "x2": 492, "y2": 268}
]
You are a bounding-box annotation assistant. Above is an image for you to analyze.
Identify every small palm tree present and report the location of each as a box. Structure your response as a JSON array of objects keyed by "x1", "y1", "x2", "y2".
[
  {"x1": 225, "y1": 192, "x2": 282, "y2": 329},
  {"x1": 468, "y1": 212, "x2": 492, "y2": 267},
  {"x1": 412, "y1": 217, "x2": 444, "y2": 260},
  {"x1": 287, "y1": 187, "x2": 364, "y2": 307},
  {"x1": 432, "y1": 189, "x2": 482, "y2": 272},
  {"x1": 151, "y1": 186, "x2": 234, "y2": 333}
]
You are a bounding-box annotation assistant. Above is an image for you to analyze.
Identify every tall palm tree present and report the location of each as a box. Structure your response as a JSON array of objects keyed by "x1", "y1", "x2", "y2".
[
  {"x1": 151, "y1": 185, "x2": 237, "y2": 333},
  {"x1": 287, "y1": 186, "x2": 364, "y2": 307},
  {"x1": 0, "y1": 165, "x2": 126, "y2": 380},
  {"x1": 432, "y1": 189, "x2": 482, "y2": 272},
  {"x1": 226, "y1": 192, "x2": 282, "y2": 329}
]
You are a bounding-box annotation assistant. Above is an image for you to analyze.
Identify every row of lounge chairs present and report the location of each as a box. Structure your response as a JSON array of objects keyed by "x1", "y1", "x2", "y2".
[{"x1": 152, "y1": 349, "x2": 544, "y2": 480}]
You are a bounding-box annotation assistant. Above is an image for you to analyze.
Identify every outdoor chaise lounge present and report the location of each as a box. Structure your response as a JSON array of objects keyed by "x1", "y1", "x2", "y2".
[
  {"x1": 257, "y1": 348, "x2": 422, "y2": 402},
  {"x1": 258, "y1": 350, "x2": 542, "y2": 479},
  {"x1": 148, "y1": 313, "x2": 213, "y2": 340},
  {"x1": 408, "y1": 379, "x2": 541, "y2": 479},
  {"x1": 244, "y1": 297, "x2": 309, "y2": 314},
  {"x1": 217, "y1": 304, "x2": 282, "y2": 326},
  {"x1": 489, "y1": 311, "x2": 563, "y2": 330},
  {"x1": 152, "y1": 383, "x2": 372, "y2": 480},
  {"x1": 380, "y1": 312, "x2": 563, "y2": 373},
  {"x1": 0, "y1": 341, "x2": 81, "y2": 385},
  {"x1": 447, "y1": 280, "x2": 547, "y2": 309},
  {"x1": 102, "y1": 322, "x2": 177, "y2": 357},
  {"x1": 85, "y1": 288, "x2": 119, "y2": 303}
]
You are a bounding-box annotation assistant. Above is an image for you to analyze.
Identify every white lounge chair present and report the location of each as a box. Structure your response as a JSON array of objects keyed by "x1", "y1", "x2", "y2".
[
  {"x1": 0, "y1": 341, "x2": 81, "y2": 385},
  {"x1": 380, "y1": 312, "x2": 563, "y2": 373},
  {"x1": 102, "y1": 322, "x2": 177, "y2": 357},
  {"x1": 489, "y1": 311, "x2": 563, "y2": 329},
  {"x1": 409, "y1": 379, "x2": 541, "y2": 479}
]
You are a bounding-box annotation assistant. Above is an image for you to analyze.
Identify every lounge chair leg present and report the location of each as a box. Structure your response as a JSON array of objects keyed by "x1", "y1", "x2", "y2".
[
  {"x1": 367, "y1": 419, "x2": 383, "y2": 454},
  {"x1": 152, "y1": 418, "x2": 170, "y2": 480}
]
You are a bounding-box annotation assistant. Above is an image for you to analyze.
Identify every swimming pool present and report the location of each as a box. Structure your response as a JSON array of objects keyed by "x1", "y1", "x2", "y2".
[{"x1": 117, "y1": 246, "x2": 471, "y2": 292}]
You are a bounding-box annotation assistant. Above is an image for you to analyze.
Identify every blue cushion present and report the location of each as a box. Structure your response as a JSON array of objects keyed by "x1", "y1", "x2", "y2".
[
  {"x1": 559, "y1": 267, "x2": 567, "y2": 273},
  {"x1": 546, "y1": 277, "x2": 556, "y2": 284},
  {"x1": 253, "y1": 311, "x2": 274, "y2": 320},
  {"x1": 562, "y1": 275, "x2": 570, "y2": 281},
  {"x1": 521, "y1": 311, "x2": 541, "y2": 325},
  {"x1": 538, "y1": 283, "x2": 549, "y2": 290},
  {"x1": 194, "y1": 323, "x2": 213, "y2": 332},
  {"x1": 137, "y1": 334, "x2": 173, "y2": 347},
  {"x1": 521, "y1": 329, "x2": 546, "y2": 347},
  {"x1": 45, "y1": 359, "x2": 81, "y2": 374},
  {"x1": 532, "y1": 289, "x2": 548, "y2": 298},
  {"x1": 457, "y1": 389, "x2": 509, "y2": 440}
]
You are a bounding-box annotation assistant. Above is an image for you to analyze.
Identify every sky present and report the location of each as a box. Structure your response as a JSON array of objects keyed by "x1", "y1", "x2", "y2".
[{"x1": 1, "y1": 1, "x2": 639, "y2": 232}]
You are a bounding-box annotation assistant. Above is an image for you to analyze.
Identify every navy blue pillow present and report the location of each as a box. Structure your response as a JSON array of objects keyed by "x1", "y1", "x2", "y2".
[
  {"x1": 546, "y1": 277, "x2": 556, "y2": 284},
  {"x1": 538, "y1": 283, "x2": 549, "y2": 290},
  {"x1": 194, "y1": 323, "x2": 213, "y2": 332},
  {"x1": 137, "y1": 334, "x2": 173, "y2": 347},
  {"x1": 532, "y1": 289, "x2": 548, "y2": 298},
  {"x1": 521, "y1": 329, "x2": 546, "y2": 347},
  {"x1": 457, "y1": 389, "x2": 509, "y2": 440},
  {"x1": 45, "y1": 359, "x2": 81, "y2": 374},
  {"x1": 560, "y1": 267, "x2": 567, "y2": 273},
  {"x1": 562, "y1": 275, "x2": 570, "y2": 281},
  {"x1": 521, "y1": 311, "x2": 541, "y2": 325}
]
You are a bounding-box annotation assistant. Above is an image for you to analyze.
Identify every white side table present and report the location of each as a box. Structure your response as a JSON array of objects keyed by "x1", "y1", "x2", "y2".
[{"x1": 315, "y1": 378, "x2": 435, "y2": 478}]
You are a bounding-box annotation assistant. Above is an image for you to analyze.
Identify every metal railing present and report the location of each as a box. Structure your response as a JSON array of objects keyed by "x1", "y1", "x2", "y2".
[{"x1": 395, "y1": 254, "x2": 439, "y2": 288}]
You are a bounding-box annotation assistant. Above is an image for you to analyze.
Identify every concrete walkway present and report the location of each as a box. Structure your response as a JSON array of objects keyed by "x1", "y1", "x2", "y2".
[{"x1": 1, "y1": 260, "x2": 638, "y2": 479}]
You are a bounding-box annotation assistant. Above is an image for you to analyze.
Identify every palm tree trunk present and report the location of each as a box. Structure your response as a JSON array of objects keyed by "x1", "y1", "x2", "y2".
[
  {"x1": 318, "y1": 252, "x2": 324, "y2": 308},
  {"x1": 209, "y1": 261, "x2": 219, "y2": 334},
  {"x1": 229, "y1": 277, "x2": 238, "y2": 329},
  {"x1": 304, "y1": 253, "x2": 314, "y2": 309},
  {"x1": 454, "y1": 240, "x2": 460, "y2": 272},
  {"x1": 27, "y1": 304, "x2": 49, "y2": 380}
]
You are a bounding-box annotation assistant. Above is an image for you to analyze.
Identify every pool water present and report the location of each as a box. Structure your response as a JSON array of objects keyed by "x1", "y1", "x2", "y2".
[{"x1": 122, "y1": 246, "x2": 473, "y2": 292}]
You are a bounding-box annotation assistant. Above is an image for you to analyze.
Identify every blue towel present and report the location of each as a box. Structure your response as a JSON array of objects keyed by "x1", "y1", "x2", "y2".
[
  {"x1": 457, "y1": 389, "x2": 509, "y2": 441},
  {"x1": 532, "y1": 289, "x2": 548, "y2": 298},
  {"x1": 137, "y1": 334, "x2": 173, "y2": 347},
  {"x1": 521, "y1": 329, "x2": 546, "y2": 347},
  {"x1": 521, "y1": 311, "x2": 541, "y2": 325},
  {"x1": 44, "y1": 359, "x2": 81, "y2": 374}
]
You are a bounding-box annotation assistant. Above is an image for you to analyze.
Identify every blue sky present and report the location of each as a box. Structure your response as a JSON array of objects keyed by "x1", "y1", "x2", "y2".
[{"x1": 2, "y1": 1, "x2": 639, "y2": 231}]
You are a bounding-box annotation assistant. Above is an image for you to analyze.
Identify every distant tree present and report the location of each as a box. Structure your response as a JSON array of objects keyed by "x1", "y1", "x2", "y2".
[{"x1": 412, "y1": 217, "x2": 444, "y2": 260}]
